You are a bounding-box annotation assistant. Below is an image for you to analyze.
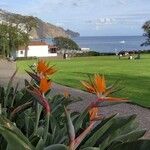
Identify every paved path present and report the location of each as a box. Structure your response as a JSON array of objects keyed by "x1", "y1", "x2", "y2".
[
  {"x1": 0, "y1": 60, "x2": 28, "y2": 88},
  {"x1": 0, "y1": 60, "x2": 150, "y2": 138},
  {"x1": 51, "y1": 83, "x2": 150, "y2": 139}
]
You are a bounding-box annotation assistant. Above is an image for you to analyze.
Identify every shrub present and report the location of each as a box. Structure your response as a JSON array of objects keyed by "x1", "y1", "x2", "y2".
[{"x1": 75, "y1": 51, "x2": 116, "y2": 57}]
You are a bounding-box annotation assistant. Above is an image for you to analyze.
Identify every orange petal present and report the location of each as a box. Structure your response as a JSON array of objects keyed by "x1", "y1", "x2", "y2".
[
  {"x1": 37, "y1": 60, "x2": 56, "y2": 76},
  {"x1": 44, "y1": 66, "x2": 57, "y2": 76},
  {"x1": 89, "y1": 107, "x2": 99, "y2": 121},
  {"x1": 101, "y1": 75, "x2": 106, "y2": 93},
  {"x1": 81, "y1": 81, "x2": 96, "y2": 93},
  {"x1": 39, "y1": 78, "x2": 51, "y2": 93},
  {"x1": 64, "y1": 91, "x2": 70, "y2": 98},
  {"x1": 94, "y1": 74, "x2": 102, "y2": 93},
  {"x1": 37, "y1": 60, "x2": 48, "y2": 73},
  {"x1": 94, "y1": 74, "x2": 106, "y2": 93}
]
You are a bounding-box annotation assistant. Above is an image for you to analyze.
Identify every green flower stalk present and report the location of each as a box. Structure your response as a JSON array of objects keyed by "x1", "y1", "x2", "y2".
[{"x1": 64, "y1": 107, "x2": 75, "y2": 150}]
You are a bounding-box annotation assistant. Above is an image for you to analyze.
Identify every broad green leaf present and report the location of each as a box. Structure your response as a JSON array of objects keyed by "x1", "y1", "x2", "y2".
[
  {"x1": 4, "y1": 69, "x2": 17, "y2": 108},
  {"x1": 74, "y1": 108, "x2": 89, "y2": 132},
  {"x1": 101, "y1": 130, "x2": 146, "y2": 150},
  {"x1": 115, "y1": 130, "x2": 146, "y2": 142},
  {"x1": 25, "y1": 71, "x2": 40, "y2": 83},
  {"x1": 112, "y1": 140, "x2": 150, "y2": 150},
  {"x1": 52, "y1": 127, "x2": 68, "y2": 144},
  {"x1": 64, "y1": 107, "x2": 75, "y2": 142},
  {"x1": 30, "y1": 135, "x2": 40, "y2": 147},
  {"x1": 36, "y1": 127, "x2": 45, "y2": 138},
  {"x1": 44, "y1": 144, "x2": 68, "y2": 150},
  {"x1": 81, "y1": 148, "x2": 100, "y2": 150},
  {"x1": 14, "y1": 90, "x2": 34, "y2": 107},
  {"x1": 0, "y1": 115, "x2": 34, "y2": 150},
  {"x1": 36, "y1": 138, "x2": 44, "y2": 150},
  {"x1": 80, "y1": 114, "x2": 117, "y2": 148},
  {"x1": 99, "y1": 115, "x2": 139, "y2": 150}
]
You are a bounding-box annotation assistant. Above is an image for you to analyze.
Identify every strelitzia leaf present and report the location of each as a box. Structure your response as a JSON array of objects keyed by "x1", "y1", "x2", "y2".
[
  {"x1": 36, "y1": 138, "x2": 44, "y2": 150},
  {"x1": 7, "y1": 69, "x2": 18, "y2": 89},
  {"x1": 11, "y1": 82, "x2": 19, "y2": 107},
  {"x1": 26, "y1": 88, "x2": 50, "y2": 113},
  {"x1": 81, "y1": 147, "x2": 100, "y2": 150},
  {"x1": 114, "y1": 130, "x2": 146, "y2": 142},
  {"x1": 74, "y1": 108, "x2": 89, "y2": 133},
  {"x1": 100, "y1": 129, "x2": 145, "y2": 150},
  {"x1": 29, "y1": 135, "x2": 40, "y2": 147},
  {"x1": 111, "y1": 140, "x2": 150, "y2": 150},
  {"x1": 10, "y1": 101, "x2": 33, "y2": 120},
  {"x1": 4, "y1": 69, "x2": 18, "y2": 108},
  {"x1": 96, "y1": 115, "x2": 138, "y2": 149},
  {"x1": 0, "y1": 115, "x2": 34, "y2": 150},
  {"x1": 44, "y1": 144, "x2": 68, "y2": 150},
  {"x1": 74, "y1": 122, "x2": 95, "y2": 150},
  {"x1": 25, "y1": 71, "x2": 40, "y2": 83},
  {"x1": 64, "y1": 107, "x2": 75, "y2": 143},
  {"x1": 80, "y1": 114, "x2": 117, "y2": 148}
]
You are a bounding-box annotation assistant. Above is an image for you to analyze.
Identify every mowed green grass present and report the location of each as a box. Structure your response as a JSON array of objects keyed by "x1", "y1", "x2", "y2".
[{"x1": 17, "y1": 54, "x2": 150, "y2": 107}]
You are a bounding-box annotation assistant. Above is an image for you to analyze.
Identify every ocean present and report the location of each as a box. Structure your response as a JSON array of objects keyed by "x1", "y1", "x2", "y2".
[{"x1": 73, "y1": 36, "x2": 150, "y2": 53}]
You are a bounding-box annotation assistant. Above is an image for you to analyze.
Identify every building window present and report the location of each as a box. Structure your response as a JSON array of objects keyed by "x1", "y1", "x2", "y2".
[
  {"x1": 48, "y1": 48, "x2": 56, "y2": 53},
  {"x1": 20, "y1": 50, "x2": 23, "y2": 54}
]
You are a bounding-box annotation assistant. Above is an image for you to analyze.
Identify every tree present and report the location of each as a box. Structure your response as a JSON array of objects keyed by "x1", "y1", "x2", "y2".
[
  {"x1": 0, "y1": 24, "x2": 9, "y2": 56},
  {"x1": 141, "y1": 20, "x2": 150, "y2": 46},
  {"x1": 0, "y1": 23, "x2": 30, "y2": 58},
  {"x1": 53, "y1": 36, "x2": 80, "y2": 50},
  {"x1": 22, "y1": 16, "x2": 38, "y2": 57},
  {"x1": 3, "y1": 14, "x2": 37, "y2": 57}
]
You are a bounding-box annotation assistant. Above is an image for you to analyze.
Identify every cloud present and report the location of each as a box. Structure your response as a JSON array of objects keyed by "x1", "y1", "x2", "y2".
[
  {"x1": 0, "y1": 0, "x2": 149, "y2": 36},
  {"x1": 96, "y1": 18, "x2": 116, "y2": 25},
  {"x1": 72, "y1": 2, "x2": 79, "y2": 7},
  {"x1": 86, "y1": 12, "x2": 148, "y2": 30},
  {"x1": 85, "y1": 17, "x2": 116, "y2": 30},
  {"x1": 86, "y1": 17, "x2": 115, "y2": 25}
]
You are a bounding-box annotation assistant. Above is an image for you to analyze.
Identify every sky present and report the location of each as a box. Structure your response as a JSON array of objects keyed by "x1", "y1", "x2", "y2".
[{"x1": 0, "y1": 0, "x2": 150, "y2": 36}]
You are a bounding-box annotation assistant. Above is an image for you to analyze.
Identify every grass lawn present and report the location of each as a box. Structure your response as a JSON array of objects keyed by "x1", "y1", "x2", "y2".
[{"x1": 17, "y1": 54, "x2": 150, "y2": 107}]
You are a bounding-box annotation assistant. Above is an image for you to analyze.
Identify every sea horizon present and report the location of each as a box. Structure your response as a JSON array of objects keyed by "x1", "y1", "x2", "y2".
[
  {"x1": 73, "y1": 35, "x2": 150, "y2": 53},
  {"x1": 78, "y1": 35, "x2": 143, "y2": 37}
]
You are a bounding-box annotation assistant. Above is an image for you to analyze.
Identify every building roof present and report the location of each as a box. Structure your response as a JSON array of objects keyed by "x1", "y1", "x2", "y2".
[
  {"x1": 18, "y1": 46, "x2": 26, "y2": 50},
  {"x1": 48, "y1": 45, "x2": 58, "y2": 49},
  {"x1": 17, "y1": 41, "x2": 58, "y2": 51},
  {"x1": 29, "y1": 41, "x2": 48, "y2": 46}
]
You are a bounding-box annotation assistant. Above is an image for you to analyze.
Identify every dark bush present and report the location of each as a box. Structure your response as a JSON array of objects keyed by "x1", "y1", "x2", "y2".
[{"x1": 75, "y1": 51, "x2": 116, "y2": 57}]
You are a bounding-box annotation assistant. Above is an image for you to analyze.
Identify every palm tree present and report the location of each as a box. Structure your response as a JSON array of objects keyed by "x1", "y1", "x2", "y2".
[
  {"x1": 3, "y1": 14, "x2": 38, "y2": 58},
  {"x1": 22, "y1": 16, "x2": 38, "y2": 57},
  {"x1": 0, "y1": 24, "x2": 9, "y2": 57},
  {"x1": 141, "y1": 21, "x2": 150, "y2": 46},
  {"x1": 0, "y1": 23, "x2": 30, "y2": 58}
]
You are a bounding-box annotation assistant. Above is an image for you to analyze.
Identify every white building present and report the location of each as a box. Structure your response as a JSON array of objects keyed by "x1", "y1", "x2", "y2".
[
  {"x1": 81, "y1": 48, "x2": 90, "y2": 52},
  {"x1": 16, "y1": 41, "x2": 58, "y2": 58}
]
